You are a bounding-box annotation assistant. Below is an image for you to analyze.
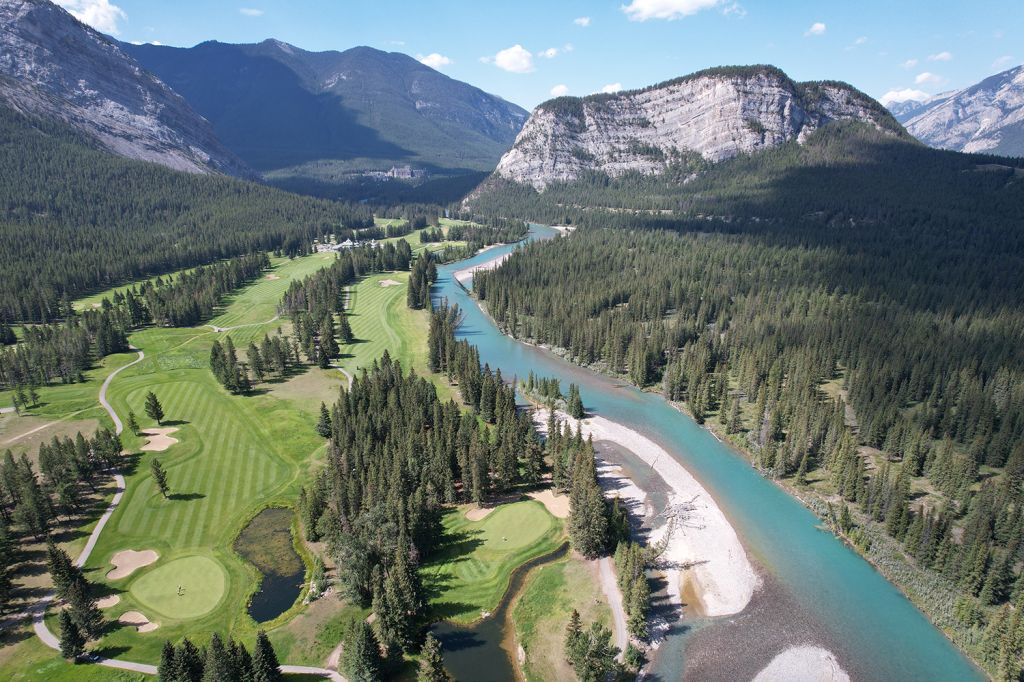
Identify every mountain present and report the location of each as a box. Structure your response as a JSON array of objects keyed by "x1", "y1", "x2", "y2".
[
  {"x1": 121, "y1": 40, "x2": 529, "y2": 180},
  {"x1": 492, "y1": 65, "x2": 904, "y2": 190},
  {"x1": 891, "y1": 65, "x2": 1024, "y2": 157},
  {"x1": 0, "y1": 0, "x2": 249, "y2": 176}
]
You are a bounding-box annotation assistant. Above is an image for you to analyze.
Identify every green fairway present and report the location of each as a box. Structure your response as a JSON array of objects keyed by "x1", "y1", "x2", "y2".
[
  {"x1": 422, "y1": 501, "x2": 564, "y2": 625},
  {"x1": 129, "y1": 555, "x2": 227, "y2": 619}
]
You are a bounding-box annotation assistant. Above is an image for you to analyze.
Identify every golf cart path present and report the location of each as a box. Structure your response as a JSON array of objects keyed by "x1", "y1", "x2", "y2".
[
  {"x1": 598, "y1": 556, "x2": 629, "y2": 657},
  {"x1": 31, "y1": 345, "x2": 345, "y2": 681},
  {"x1": 205, "y1": 314, "x2": 280, "y2": 333}
]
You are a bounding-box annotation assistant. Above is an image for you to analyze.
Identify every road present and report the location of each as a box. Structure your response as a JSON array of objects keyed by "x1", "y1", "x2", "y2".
[{"x1": 598, "y1": 556, "x2": 629, "y2": 658}]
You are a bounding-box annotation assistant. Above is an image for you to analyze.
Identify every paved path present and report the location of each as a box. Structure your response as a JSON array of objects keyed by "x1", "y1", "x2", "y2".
[
  {"x1": 206, "y1": 314, "x2": 280, "y2": 333},
  {"x1": 98, "y1": 348, "x2": 145, "y2": 433},
  {"x1": 597, "y1": 556, "x2": 629, "y2": 658},
  {"x1": 29, "y1": 344, "x2": 345, "y2": 680}
]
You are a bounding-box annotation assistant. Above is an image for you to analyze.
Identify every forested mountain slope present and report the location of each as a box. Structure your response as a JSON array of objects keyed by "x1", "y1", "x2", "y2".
[
  {"x1": 0, "y1": 104, "x2": 372, "y2": 323},
  {"x1": 0, "y1": 0, "x2": 249, "y2": 176},
  {"x1": 123, "y1": 40, "x2": 528, "y2": 176},
  {"x1": 471, "y1": 123, "x2": 1024, "y2": 676}
]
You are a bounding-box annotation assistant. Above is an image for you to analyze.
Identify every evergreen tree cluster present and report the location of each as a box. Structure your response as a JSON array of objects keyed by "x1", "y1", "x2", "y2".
[
  {"x1": 614, "y1": 542, "x2": 652, "y2": 640},
  {"x1": 0, "y1": 104, "x2": 373, "y2": 323},
  {"x1": 564, "y1": 610, "x2": 627, "y2": 681},
  {"x1": 278, "y1": 241, "x2": 413, "y2": 320},
  {"x1": 0, "y1": 305, "x2": 129, "y2": 391},
  {"x1": 156, "y1": 630, "x2": 282, "y2": 682},
  {"x1": 407, "y1": 253, "x2": 437, "y2": 310},
  {"x1": 47, "y1": 542, "x2": 104, "y2": 641}
]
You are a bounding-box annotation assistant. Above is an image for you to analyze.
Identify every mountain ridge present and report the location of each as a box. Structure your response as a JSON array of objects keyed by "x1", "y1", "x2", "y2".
[
  {"x1": 0, "y1": 0, "x2": 251, "y2": 176},
  {"x1": 122, "y1": 39, "x2": 529, "y2": 178},
  {"x1": 493, "y1": 65, "x2": 905, "y2": 191},
  {"x1": 892, "y1": 65, "x2": 1024, "y2": 157}
]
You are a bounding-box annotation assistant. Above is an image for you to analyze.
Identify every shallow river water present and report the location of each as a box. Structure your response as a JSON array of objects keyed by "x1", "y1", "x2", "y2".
[{"x1": 432, "y1": 224, "x2": 983, "y2": 681}]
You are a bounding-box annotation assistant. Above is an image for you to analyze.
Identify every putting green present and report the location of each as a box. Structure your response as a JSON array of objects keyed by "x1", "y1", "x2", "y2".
[{"x1": 129, "y1": 555, "x2": 227, "y2": 620}]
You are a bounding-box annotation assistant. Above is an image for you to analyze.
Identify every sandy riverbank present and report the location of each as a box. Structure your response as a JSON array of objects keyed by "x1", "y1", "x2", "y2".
[
  {"x1": 453, "y1": 249, "x2": 512, "y2": 285},
  {"x1": 753, "y1": 645, "x2": 850, "y2": 682},
  {"x1": 535, "y1": 408, "x2": 759, "y2": 620}
]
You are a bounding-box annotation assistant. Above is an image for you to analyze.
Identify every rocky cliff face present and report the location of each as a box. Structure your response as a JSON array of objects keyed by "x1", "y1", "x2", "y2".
[
  {"x1": 495, "y1": 66, "x2": 901, "y2": 190},
  {"x1": 893, "y1": 65, "x2": 1024, "y2": 157},
  {"x1": 0, "y1": 0, "x2": 249, "y2": 175}
]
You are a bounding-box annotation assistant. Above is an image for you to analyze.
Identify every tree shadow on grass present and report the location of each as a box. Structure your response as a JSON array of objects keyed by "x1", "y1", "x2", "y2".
[
  {"x1": 161, "y1": 419, "x2": 189, "y2": 427},
  {"x1": 118, "y1": 453, "x2": 141, "y2": 477},
  {"x1": 168, "y1": 492, "x2": 205, "y2": 502},
  {"x1": 88, "y1": 645, "x2": 132, "y2": 660}
]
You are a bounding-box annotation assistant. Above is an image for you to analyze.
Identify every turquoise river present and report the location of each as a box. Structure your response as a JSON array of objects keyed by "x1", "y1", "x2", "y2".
[{"x1": 433, "y1": 223, "x2": 984, "y2": 681}]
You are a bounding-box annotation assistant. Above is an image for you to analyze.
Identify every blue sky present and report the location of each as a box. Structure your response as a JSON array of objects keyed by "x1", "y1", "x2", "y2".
[{"x1": 57, "y1": 0, "x2": 1022, "y2": 110}]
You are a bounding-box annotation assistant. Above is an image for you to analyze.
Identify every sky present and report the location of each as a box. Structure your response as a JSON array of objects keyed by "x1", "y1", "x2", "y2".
[{"x1": 56, "y1": 0, "x2": 1023, "y2": 110}]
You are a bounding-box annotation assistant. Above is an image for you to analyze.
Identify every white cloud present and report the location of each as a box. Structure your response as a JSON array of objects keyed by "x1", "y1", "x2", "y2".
[
  {"x1": 574, "y1": 16, "x2": 591, "y2": 27},
  {"x1": 901, "y1": 58, "x2": 919, "y2": 69},
  {"x1": 927, "y1": 51, "x2": 952, "y2": 62},
  {"x1": 879, "y1": 88, "x2": 930, "y2": 105},
  {"x1": 992, "y1": 55, "x2": 1015, "y2": 70},
  {"x1": 488, "y1": 44, "x2": 534, "y2": 73},
  {"x1": 239, "y1": 7, "x2": 263, "y2": 17},
  {"x1": 915, "y1": 71, "x2": 942, "y2": 85},
  {"x1": 418, "y1": 53, "x2": 452, "y2": 69},
  {"x1": 600, "y1": 83, "x2": 623, "y2": 94},
  {"x1": 540, "y1": 44, "x2": 572, "y2": 59},
  {"x1": 722, "y1": 2, "x2": 746, "y2": 17},
  {"x1": 550, "y1": 84, "x2": 569, "y2": 97},
  {"x1": 55, "y1": 0, "x2": 127, "y2": 35},
  {"x1": 622, "y1": 0, "x2": 722, "y2": 22},
  {"x1": 804, "y1": 22, "x2": 826, "y2": 37}
]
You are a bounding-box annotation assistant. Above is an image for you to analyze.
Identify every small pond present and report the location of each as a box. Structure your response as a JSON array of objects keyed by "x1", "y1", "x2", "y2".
[
  {"x1": 432, "y1": 542, "x2": 568, "y2": 682},
  {"x1": 235, "y1": 507, "x2": 305, "y2": 622}
]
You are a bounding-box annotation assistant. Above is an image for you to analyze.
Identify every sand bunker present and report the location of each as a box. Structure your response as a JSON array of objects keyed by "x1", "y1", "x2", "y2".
[
  {"x1": 379, "y1": 279, "x2": 401, "y2": 287},
  {"x1": 265, "y1": 274, "x2": 281, "y2": 280},
  {"x1": 754, "y1": 646, "x2": 850, "y2": 682},
  {"x1": 527, "y1": 489, "x2": 569, "y2": 518},
  {"x1": 465, "y1": 505, "x2": 495, "y2": 521},
  {"x1": 119, "y1": 610, "x2": 159, "y2": 633},
  {"x1": 139, "y1": 427, "x2": 179, "y2": 452},
  {"x1": 96, "y1": 594, "x2": 121, "y2": 609},
  {"x1": 108, "y1": 549, "x2": 159, "y2": 580}
]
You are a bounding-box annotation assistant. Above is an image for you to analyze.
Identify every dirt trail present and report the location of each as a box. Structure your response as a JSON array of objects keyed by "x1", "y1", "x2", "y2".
[{"x1": 598, "y1": 556, "x2": 629, "y2": 658}]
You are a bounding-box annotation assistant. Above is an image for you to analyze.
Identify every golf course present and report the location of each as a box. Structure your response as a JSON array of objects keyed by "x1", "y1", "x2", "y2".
[{"x1": 0, "y1": 219, "x2": 590, "y2": 681}]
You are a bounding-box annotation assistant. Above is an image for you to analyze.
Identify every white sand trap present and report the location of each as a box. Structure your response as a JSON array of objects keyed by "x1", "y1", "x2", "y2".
[
  {"x1": 527, "y1": 489, "x2": 569, "y2": 518},
  {"x1": 96, "y1": 594, "x2": 121, "y2": 609},
  {"x1": 753, "y1": 646, "x2": 850, "y2": 682},
  {"x1": 465, "y1": 505, "x2": 495, "y2": 521},
  {"x1": 378, "y1": 279, "x2": 401, "y2": 287},
  {"x1": 108, "y1": 549, "x2": 159, "y2": 580},
  {"x1": 119, "y1": 610, "x2": 159, "y2": 633},
  {"x1": 265, "y1": 274, "x2": 281, "y2": 280},
  {"x1": 139, "y1": 427, "x2": 179, "y2": 452}
]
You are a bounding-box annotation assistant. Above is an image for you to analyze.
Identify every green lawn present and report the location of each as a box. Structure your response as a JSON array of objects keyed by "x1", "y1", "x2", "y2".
[
  {"x1": 1, "y1": 239, "x2": 467, "y2": 674},
  {"x1": 422, "y1": 501, "x2": 564, "y2": 625},
  {"x1": 512, "y1": 557, "x2": 613, "y2": 682}
]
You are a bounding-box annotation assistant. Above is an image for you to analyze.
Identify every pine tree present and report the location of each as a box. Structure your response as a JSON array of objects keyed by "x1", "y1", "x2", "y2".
[
  {"x1": 565, "y1": 609, "x2": 585, "y2": 669},
  {"x1": 158, "y1": 640, "x2": 177, "y2": 680},
  {"x1": 46, "y1": 541, "x2": 79, "y2": 597},
  {"x1": 418, "y1": 633, "x2": 451, "y2": 682},
  {"x1": 175, "y1": 638, "x2": 205, "y2": 682},
  {"x1": 342, "y1": 621, "x2": 383, "y2": 682},
  {"x1": 151, "y1": 458, "x2": 170, "y2": 498},
  {"x1": 58, "y1": 609, "x2": 85, "y2": 661},
  {"x1": 252, "y1": 630, "x2": 283, "y2": 682},
  {"x1": 338, "y1": 313, "x2": 354, "y2": 345},
  {"x1": 66, "y1": 577, "x2": 103, "y2": 638},
  {"x1": 316, "y1": 403, "x2": 333, "y2": 439},
  {"x1": 127, "y1": 411, "x2": 140, "y2": 436},
  {"x1": 145, "y1": 391, "x2": 165, "y2": 425},
  {"x1": 202, "y1": 634, "x2": 233, "y2": 682}
]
